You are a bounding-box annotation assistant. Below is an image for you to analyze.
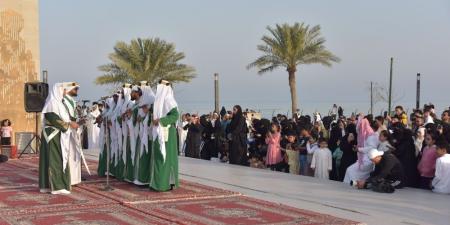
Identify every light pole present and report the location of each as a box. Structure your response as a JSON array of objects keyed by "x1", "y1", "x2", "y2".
[
  {"x1": 42, "y1": 70, "x2": 48, "y2": 83},
  {"x1": 370, "y1": 81, "x2": 373, "y2": 115},
  {"x1": 214, "y1": 73, "x2": 219, "y2": 113},
  {"x1": 416, "y1": 73, "x2": 421, "y2": 110},
  {"x1": 388, "y1": 57, "x2": 393, "y2": 115}
]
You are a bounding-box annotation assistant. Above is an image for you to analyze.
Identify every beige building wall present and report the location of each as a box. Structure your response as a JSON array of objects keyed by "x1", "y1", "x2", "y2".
[{"x1": 0, "y1": 0, "x2": 40, "y2": 140}]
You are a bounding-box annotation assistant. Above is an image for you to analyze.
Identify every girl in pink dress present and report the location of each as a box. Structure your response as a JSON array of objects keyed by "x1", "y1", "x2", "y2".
[
  {"x1": 417, "y1": 132, "x2": 438, "y2": 189},
  {"x1": 265, "y1": 123, "x2": 282, "y2": 170}
]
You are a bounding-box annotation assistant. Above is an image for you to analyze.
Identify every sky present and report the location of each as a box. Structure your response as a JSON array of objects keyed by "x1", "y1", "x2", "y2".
[{"x1": 39, "y1": 0, "x2": 450, "y2": 116}]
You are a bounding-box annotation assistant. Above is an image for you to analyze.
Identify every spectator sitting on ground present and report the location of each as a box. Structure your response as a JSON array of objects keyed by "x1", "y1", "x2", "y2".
[{"x1": 355, "y1": 149, "x2": 405, "y2": 193}]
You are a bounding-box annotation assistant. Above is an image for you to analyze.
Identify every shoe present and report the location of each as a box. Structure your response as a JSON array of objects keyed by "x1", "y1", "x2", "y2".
[
  {"x1": 39, "y1": 189, "x2": 51, "y2": 193},
  {"x1": 51, "y1": 189, "x2": 71, "y2": 195}
]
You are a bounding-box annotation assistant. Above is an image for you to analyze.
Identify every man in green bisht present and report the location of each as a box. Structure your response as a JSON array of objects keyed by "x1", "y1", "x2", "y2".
[
  {"x1": 124, "y1": 85, "x2": 141, "y2": 183},
  {"x1": 110, "y1": 90, "x2": 124, "y2": 178},
  {"x1": 97, "y1": 97, "x2": 114, "y2": 177},
  {"x1": 135, "y1": 81, "x2": 155, "y2": 185},
  {"x1": 39, "y1": 83, "x2": 80, "y2": 195},
  {"x1": 150, "y1": 80, "x2": 179, "y2": 191},
  {"x1": 116, "y1": 84, "x2": 133, "y2": 181}
]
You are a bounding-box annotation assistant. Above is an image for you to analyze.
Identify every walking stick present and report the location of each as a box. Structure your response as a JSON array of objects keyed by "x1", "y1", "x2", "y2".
[{"x1": 102, "y1": 118, "x2": 113, "y2": 191}]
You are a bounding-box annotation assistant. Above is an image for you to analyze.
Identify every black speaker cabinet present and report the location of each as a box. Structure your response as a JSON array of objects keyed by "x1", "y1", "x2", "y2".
[{"x1": 24, "y1": 82, "x2": 49, "y2": 112}]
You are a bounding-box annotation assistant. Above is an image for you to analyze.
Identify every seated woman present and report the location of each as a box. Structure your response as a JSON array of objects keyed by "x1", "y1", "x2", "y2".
[{"x1": 343, "y1": 115, "x2": 379, "y2": 184}]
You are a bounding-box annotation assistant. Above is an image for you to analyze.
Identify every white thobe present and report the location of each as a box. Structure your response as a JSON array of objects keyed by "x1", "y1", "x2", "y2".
[
  {"x1": 178, "y1": 121, "x2": 188, "y2": 155},
  {"x1": 311, "y1": 148, "x2": 332, "y2": 179},
  {"x1": 63, "y1": 96, "x2": 82, "y2": 185},
  {"x1": 87, "y1": 110, "x2": 100, "y2": 149},
  {"x1": 69, "y1": 128, "x2": 82, "y2": 185},
  {"x1": 432, "y1": 154, "x2": 450, "y2": 194},
  {"x1": 414, "y1": 127, "x2": 425, "y2": 157}
]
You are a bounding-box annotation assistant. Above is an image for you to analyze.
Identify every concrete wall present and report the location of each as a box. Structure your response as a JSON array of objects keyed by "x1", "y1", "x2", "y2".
[{"x1": 0, "y1": 0, "x2": 40, "y2": 141}]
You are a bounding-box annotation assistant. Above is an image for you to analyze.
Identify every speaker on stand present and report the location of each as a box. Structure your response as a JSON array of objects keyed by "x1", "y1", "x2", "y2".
[{"x1": 20, "y1": 81, "x2": 49, "y2": 158}]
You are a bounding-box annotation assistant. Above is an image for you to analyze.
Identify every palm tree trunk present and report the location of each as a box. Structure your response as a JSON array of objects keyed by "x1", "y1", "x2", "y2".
[{"x1": 288, "y1": 69, "x2": 298, "y2": 118}]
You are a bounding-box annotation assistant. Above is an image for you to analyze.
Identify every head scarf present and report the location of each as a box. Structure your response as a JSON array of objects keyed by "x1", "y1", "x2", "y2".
[
  {"x1": 42, "y1": 83, "x2": 70, "y2": 123},
  {"x1": 121, "y1": 85, "x2": 132, "y2": 114},
  {"x1": 153, "y1": 81, "x2": 177, "y2": 120},
  {"x1": 138, "y1": 84, "x2": 155, "y2": 108},
  {"x1": 138, "y1": 83, "x2": 156, "y2": 156},
  {"x1": 89, "y1": 105, "x2": 101, "y2": 118},
  {"x1": 61, "y1": 82, "x2": 79, "y2": 93},
  {"x1": 357, "y1": 116, "x2": 375, "y2": 167},
  {"x1": 152, "y1": 81, "x2": 178, "y2": 161},
  {"x1": 112, "y1": 89, "x2": 124, "y2": 118},
  {"x1": 105, "y1": 96, "x2": 117, "y2": 119},
  {"x1": 357, "y1": 117, "x2": 374, "y2": 148},
  {"x1": 228, "y1": 105, "x2": 243, "y2": 132}
]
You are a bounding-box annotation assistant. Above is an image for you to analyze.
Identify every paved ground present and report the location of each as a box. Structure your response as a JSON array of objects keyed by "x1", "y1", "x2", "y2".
[{"x1": 85, "y1": 149, "x2": 450, "y2": 225}]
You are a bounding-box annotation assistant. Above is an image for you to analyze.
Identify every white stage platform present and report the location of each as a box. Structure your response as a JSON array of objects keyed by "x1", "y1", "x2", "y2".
[{"x1": 85, "y1": 149, "x2": 450, "y2": 225}]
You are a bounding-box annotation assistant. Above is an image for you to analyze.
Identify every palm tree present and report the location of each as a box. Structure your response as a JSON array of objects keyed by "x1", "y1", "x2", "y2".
[
  {"x1": 96, "y1": 38, "x2": 195, "y2": 86},
  {"x1": 247, "y1": 23, "x2": 340, "y2": 117}
]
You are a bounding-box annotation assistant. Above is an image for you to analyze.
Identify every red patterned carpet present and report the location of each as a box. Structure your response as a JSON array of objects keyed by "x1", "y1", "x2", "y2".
[{"x1": 0, "y1": 156, "x2": 361, "y2": 225}]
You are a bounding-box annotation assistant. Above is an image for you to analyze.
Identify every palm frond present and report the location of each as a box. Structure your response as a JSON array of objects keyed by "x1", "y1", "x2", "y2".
[{"x1": 96, "y1": 38, "x2": 196, "y2": 86}]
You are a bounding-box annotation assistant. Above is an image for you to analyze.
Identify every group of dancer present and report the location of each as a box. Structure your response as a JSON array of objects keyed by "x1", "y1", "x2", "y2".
[{"x1": 38, "y1": 80, "x2": 179, "y2": 194}]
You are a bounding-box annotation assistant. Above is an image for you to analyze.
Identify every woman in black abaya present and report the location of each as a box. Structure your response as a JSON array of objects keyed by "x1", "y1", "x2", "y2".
[
  {"x1": 338, "y1": 124, "x2": 358, "y2": 182},
  {"x1": 227, "y1": 105, "x2": 248, "y2": 166},
  {"x1": 391, "y1": 125, "x2": 420, "y2": 187},
  {"x1": 184, "y1": 115, "x2": 204, "y2": 159}
]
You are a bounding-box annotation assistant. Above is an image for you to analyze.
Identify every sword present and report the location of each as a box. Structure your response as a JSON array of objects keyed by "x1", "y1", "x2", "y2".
[{"x1": 73, "y1": 127, "x2": 91, "y2": 175}]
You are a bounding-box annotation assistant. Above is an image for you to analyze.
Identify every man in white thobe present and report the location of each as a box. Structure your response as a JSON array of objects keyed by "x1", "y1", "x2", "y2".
[
  {"x1": 87, "y1": 103, "x2": 101, "y2": 149},
  {"x1": 177, "y1": 114, "x2": 189, "y2": 155},
  {"x1": 62, "y1": 82, "x2": 82, "y2": 186}
]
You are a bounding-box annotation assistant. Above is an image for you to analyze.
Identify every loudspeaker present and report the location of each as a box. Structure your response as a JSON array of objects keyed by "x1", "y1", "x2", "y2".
[{"x1": 24, "y1": 82, "x2": 49, "y2": 112}]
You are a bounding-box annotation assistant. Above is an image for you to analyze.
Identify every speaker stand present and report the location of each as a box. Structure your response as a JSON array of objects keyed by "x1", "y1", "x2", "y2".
[{"x1": 18, "y1": 112, "x2": 41, "y2": 159}]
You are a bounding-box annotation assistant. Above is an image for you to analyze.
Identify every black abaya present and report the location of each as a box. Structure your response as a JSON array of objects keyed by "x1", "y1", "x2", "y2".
[
  {"x1": 392, "y1": 128, "x2": 420, "y2": 187},
  {"x1": 338, "y1": 135, "x2": 357, "y2": 182},
  {"x1": 184, "y1": 123, "x2": 203, "y2": 159},
  {"x1": 228, "y1": 116, "x2": 248, "y2": 165}
]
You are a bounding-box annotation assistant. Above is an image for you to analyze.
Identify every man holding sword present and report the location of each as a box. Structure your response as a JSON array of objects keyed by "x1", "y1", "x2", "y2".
[{"x1": 62, "y1": 82, "x2": 90, "y2": 186}]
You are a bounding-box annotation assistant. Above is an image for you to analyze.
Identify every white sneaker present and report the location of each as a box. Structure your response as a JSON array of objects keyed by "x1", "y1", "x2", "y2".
[
  {"x1": 39, "y1": 189, "x2": 51, "y2": 193},
  {"x1": 60, "y1": 189, "x2": 71, "y2": 194},
  {"x1": 51, "y1": 189, "x2": 71, "y2": 195}
]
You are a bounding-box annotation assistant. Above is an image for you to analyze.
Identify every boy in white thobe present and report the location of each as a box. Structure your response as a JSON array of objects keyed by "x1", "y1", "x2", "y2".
[
  {"x1": 311, "y1": 138, "x2": 333, "y2": 179},
  {"x1": 432, "y1": 141, "x2": 450, "y2": 194}
]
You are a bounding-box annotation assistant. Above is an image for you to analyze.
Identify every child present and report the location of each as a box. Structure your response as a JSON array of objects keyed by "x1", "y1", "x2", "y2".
[
  {"x1": 417, "y1": 132, "x2": 438, "y2": 189},
  {"x1": 431, "y1": 140, "x2": 450, "y2": 194},
  {"x1": 332, "y1": 140, "x2": 343, "y2": 179},
  {"x1": 306, "y1": 134, "x2": 319, "y2": 176},
  {"x1": 311, "y1": 138, "x2": 332, "y2": 179},
  {"x1": 1, "y1": 119, "x2": 12, "y2": 146},
  {"x1": 285, "y1": 131, "x2": 299, "y2": 174},
  {"x1": 265, "y1": 123, "x2": 283, "y2": 171},
  {"x1": 297, "y1": 129, "x2": 311, "y2": 176},
  {"x1": 378, "y1": 130, "x2": 395, "y2": 152}
]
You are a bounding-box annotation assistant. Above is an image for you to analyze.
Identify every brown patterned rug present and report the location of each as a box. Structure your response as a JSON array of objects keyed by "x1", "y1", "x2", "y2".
[{"x1": 0, "y1": 156, "x2": 362, "y2": 225}]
